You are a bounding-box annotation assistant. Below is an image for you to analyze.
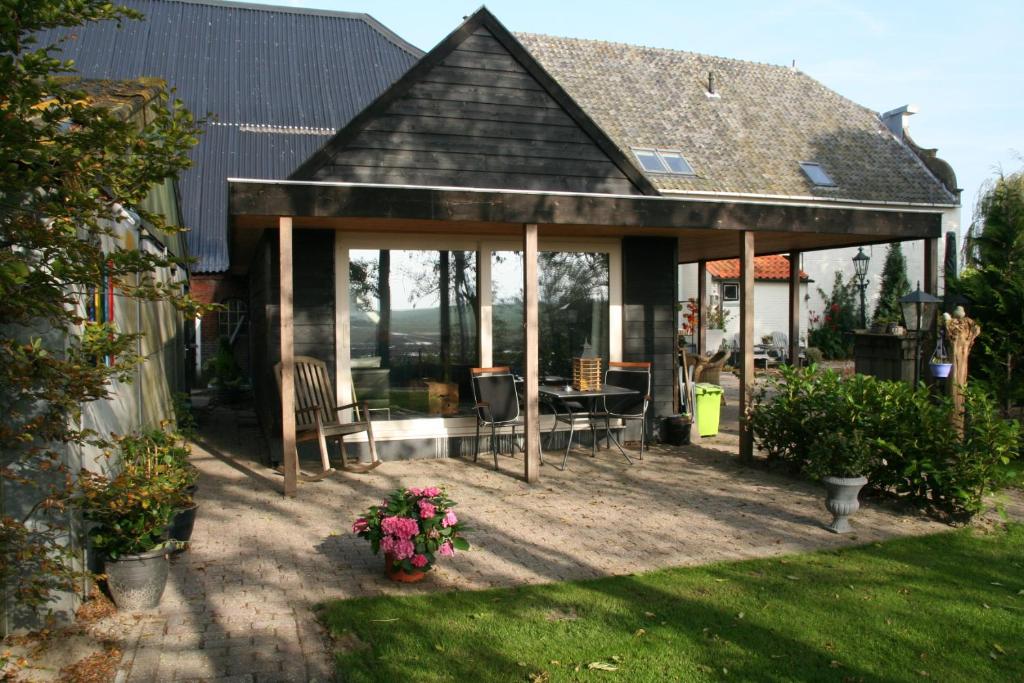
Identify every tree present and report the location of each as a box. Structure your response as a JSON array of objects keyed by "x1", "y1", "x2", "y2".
[
  {"x1": 872, "y1": 243, "x2": 911, "y2": 326},
  {"x1": 952, "y1": 171, "x2": 1024, "y2": 413},
  {"x1": 808, "y1": 272, "x2": 857, "y2": 359},
  {"x1": 1, "y1": 1, "x2": 202, "y2": 621}
]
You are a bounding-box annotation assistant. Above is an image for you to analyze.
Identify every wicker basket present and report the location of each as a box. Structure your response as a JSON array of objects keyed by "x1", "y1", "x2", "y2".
[{"x1": 572, "y1": 357, "x2": 602, "y2": 391}]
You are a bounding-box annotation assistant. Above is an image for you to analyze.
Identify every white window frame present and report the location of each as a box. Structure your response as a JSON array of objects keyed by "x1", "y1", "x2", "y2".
[{"x1": 334, "y1": 231, "x2": 622, "y2": 441}]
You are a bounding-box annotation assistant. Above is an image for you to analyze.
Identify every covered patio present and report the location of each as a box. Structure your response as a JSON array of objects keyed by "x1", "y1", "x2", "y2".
[
  {"x1": 111, "y1": 397, "x2": 968, "y2": 681},
  {"x1": 227, "y1": 178, "x2": 942, "y2": 495}
]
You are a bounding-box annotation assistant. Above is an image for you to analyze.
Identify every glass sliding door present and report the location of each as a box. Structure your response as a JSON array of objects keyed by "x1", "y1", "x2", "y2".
[{"x1": 348, "y1": 249, "x2": 478, "y2": 418}]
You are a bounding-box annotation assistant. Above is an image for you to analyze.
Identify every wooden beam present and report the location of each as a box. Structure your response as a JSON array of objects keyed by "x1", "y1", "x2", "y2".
[
  {"x1": 923, "y1": 237, "x2": 939, "y2": 294},
  {"x1": 739, "y1": 231, "x2": 755, "y2": 464},
  {"x1": 788, "y1": 251, "x2": 801, "y2": 367},
  {"x1": 696, "y1": 261, "x2": 707, "y2": 356},
  {"x1": 229, "y1": 181, "x2": 944, "y2": 239},
  {"x1": 477, "y1": 246, "x2": 492, "y2": 366},
  {"x1": 523, "y1": 223, "x2": 541, "y2": 483},
  {"x1": 279, "y1": 216, "x2": 298, "y2": 497}
]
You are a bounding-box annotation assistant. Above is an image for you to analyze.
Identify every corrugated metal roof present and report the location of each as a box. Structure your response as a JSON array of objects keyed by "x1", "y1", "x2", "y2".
[{"x1": 35, "y1": 0, "x2": 421, "y2": 272}]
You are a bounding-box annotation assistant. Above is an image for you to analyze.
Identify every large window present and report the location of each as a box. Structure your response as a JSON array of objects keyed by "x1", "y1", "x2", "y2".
[
  {"x1": 491, "y1": 250, "x2": 610, "y2": 378},
  {"x1": 348, "y1": 250, "x2": 478, "y2": 418}
]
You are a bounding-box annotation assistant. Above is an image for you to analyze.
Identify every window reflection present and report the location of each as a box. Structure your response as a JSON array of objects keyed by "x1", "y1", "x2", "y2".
[
  {"x1": 349, "y1": 250, "x2": 478, "y2": 418},
  {"x1": 491, "y1": 251, "x2": 610, "y2": 378}
]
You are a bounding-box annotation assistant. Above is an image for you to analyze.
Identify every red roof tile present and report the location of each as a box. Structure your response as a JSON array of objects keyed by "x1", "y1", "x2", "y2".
[{"x1": 706, "y1": 255, "x2": 808, "y2": 281}]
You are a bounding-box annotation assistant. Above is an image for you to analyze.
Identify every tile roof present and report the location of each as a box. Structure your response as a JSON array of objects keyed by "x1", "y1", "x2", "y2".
[
  {"x1": 707, "y1": 255, "x2": 808, "y2": 281},
  {"x1": 35, "y1": 0, "x2": 421, "y2": 272},
  {"x1": 515, "y1": 33, "x2": 958, "y2": 206}
]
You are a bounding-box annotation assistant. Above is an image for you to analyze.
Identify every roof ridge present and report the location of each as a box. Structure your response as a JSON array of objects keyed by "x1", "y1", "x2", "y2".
[
  {"x1": 145, "y1": 0, "x2": 423, "y2": 57},
  {"x1": 515, "y1": 31, "x2": 794, "y2": 73}
]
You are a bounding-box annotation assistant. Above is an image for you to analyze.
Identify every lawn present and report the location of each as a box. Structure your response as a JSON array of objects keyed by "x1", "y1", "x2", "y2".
[{"x1": 321, "y1": 525, "x2": 1024, "y2": 682}]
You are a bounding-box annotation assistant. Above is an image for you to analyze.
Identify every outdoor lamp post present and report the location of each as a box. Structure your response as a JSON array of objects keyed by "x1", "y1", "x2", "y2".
[
  {"x1": 899, "y1": 282, "x2": 942, "y2": 386},
  {"x1": 852, "y1": 247, "x2": 870, "y2": 329}
]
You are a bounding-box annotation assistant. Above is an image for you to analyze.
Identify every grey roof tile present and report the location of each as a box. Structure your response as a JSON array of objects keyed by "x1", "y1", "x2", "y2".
[{"x1": 515, "y1": 33, "x2": 957, "y2": 206}]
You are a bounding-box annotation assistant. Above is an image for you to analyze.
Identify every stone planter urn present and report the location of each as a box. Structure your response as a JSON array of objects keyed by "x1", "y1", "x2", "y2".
[{"x1": 822, "y1": 475, "x2": 868, "y2": 533}]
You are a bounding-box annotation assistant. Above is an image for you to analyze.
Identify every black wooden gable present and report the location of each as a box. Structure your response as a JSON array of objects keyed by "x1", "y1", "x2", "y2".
[{"x1": 292, "y1": 9, "x2": 656, "y2": 195}]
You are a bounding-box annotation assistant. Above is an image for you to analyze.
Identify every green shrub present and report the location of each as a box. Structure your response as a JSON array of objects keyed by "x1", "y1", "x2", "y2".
[
  {"x1": 751, "y1": 366, "x2": 1020, "y2": 518},
  {"x1": 804, "y1": 347, "x2": 824, "y2": 365}
]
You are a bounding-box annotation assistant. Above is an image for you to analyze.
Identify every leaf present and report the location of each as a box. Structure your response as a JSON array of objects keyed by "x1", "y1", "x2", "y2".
[
  {"x1": 452, "y1": 537, "x2": 470, "y2": 551},
  {"x1": 587, "y1": 661, "x2": 618, "y2": 671},
  {"x1": 736, "y1": 612, "x2": 745, "y2": 619},
  {"x1": 644, "y1": 611, "x2": 656, "y2": 617},
  {"x1": 786, "y1": 575, "x2": 800, "y2": 581},
  {"x1": 633, "y1": 628, "x2": 646, "y2": 637},
  {"x1": 434, "y1": 643, "x2": 444, "y2": 652},
  {"x1": 993, "y1": 643, "x2": 1006, "y2": 654}
]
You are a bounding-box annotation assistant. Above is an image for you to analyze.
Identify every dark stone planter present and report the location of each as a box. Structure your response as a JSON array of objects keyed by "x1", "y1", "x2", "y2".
[
  {"x1": 104, "y1": 546, "x2": 169, "y2": 610},
  {"x1": 168, "y1": 503, "x2": 199, "y2": 550},
  {"x1": 823, "y1": 475, "x2": 868, "y2": 533}
]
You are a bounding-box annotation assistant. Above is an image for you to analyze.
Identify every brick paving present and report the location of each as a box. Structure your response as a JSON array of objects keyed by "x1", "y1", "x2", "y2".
[{"x1": 111, "y1": 376, "x2": 995, "y2": 682}]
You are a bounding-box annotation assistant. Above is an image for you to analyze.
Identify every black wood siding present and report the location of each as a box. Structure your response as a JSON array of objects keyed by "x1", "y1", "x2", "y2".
[
  {"x1": 622, "y1": 237, "x2": 679, "y2": 437},
  {"x1": 249, "y1": 230, "x2": 336, "y2": 443},
  {"x1": 313, "y1": 27, "x2": 641, "y2": 195}
]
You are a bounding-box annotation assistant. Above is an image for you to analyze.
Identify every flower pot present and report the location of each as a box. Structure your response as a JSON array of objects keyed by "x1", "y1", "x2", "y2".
[
  {"x1": 384, "y1": 555, "x2": 427, "y2": 583},
  {"x1": 168, "y1": 503, "x2": 199, "y2": 550},
  {"x1": 822, "y1": 475, "x2": 868, "y2": 534},
  {"x1": 104, "y1": 546, "x2": 169, "y2": 610},
  {"x1": 661, "y1": 415, "x2": 691, "y2": 446},
  {"x1": 929, "y1": 362, "x2": 952, "y2": 378}
]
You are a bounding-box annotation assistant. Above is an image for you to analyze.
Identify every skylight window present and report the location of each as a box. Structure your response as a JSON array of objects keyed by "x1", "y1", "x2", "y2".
[
  {"x1": 631, "y1": 148, "x2": 695, "y2": 175},
  {"x1": 800, "y1": 161, "x2": 836, "y2": 187}
]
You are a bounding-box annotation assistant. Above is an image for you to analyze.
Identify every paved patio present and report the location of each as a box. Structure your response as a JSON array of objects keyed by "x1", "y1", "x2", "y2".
[{"x1": 105, "y1": 376, "x2": 973, "y2": 682}]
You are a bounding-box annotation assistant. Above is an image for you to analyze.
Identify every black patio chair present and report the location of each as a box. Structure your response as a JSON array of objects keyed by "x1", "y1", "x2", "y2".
[
  {"x1": 602, "y1": 361, "x2": 652, "y2": 460},
  {"x1": 470, "y1": 366, "x2": 524, "y2": 471}
]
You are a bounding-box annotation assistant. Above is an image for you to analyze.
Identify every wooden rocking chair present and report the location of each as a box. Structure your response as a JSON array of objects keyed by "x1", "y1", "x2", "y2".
[{"x1": 275, "y1": 356, "x2": 381, "y2": 480}]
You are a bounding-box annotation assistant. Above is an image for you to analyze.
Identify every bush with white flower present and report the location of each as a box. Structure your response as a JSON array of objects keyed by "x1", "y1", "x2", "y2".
[{"x1": 353, "y1": 486, "x2": 469, "y2": 573}]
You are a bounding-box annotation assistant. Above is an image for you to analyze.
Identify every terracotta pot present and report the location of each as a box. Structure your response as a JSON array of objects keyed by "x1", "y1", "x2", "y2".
[{"x1": 385, "y1": 554, "x2": 427, "y2": 583}]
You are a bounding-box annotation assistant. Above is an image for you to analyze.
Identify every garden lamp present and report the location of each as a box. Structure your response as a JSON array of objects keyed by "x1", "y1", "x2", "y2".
[
  {"x1": 899, "y1": 283, "x2": 942, "y2": 333},
  {"x1": 852, "y1": 247, "x2": 870, "y2": 328},
  {"x1": 899, "y1": 282, "x2": 942, "y2": 386}
]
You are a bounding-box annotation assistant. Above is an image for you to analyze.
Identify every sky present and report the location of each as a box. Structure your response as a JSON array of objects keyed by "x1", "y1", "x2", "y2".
[{"x1": 252, "y1": 0, "x2": 1023, "y2": 230}]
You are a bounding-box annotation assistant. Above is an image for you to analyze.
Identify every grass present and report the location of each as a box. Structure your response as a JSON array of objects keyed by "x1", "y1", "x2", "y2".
[{"x1": 321, "y1": 525, "x2": 1024, "y2": 682}]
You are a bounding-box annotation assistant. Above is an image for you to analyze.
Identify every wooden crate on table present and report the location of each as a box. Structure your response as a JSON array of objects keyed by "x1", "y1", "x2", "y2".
[{"x1": 572, "y1": 357, "x2": 602, "y2": 391}]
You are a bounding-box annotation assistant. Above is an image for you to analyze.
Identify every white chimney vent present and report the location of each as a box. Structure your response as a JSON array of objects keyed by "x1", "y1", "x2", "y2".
[{"x1": 881, "y1": 104, "x2": 919, "y2": 141}]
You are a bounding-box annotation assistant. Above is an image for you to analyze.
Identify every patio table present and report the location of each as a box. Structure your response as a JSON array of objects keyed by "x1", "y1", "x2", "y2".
[{"x1": 537, "y1": 384, "x2": 638, "y2": 464}]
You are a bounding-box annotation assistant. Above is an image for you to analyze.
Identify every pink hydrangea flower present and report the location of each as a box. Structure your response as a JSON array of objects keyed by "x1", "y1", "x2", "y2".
[
  {"x1": 418, "y1": 500, "x2": 437, "y2": 519},
  {"x1": 422, "y1": 486, "x2": 441, "y2": 497},
  {"x1": 407, "y1": 487, "x2": 422, "y2": 496},
  {"x1": 411, "y1": 554, "x2": 428, "y2": 568},
  {"x1": 381, "y1": 535, "x2": 415, "y2": 560},
  {"x1": 442, "y1": 510, "x2": 458, "y2": 528},
  {"x1": 438, "y1": 540, "x2": 455, "y2": 557},
  {"x1": 381, "y1": 515, "x2": 419, "y2": 539},
  {"x1": 352, "y1": 517, "x2": 369, "y2": 534}
]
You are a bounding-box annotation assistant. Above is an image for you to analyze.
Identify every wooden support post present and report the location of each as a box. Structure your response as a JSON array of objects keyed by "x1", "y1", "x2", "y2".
[
  {"x1": 279, "y1": 216, "x2": 298, "y2": 497},
  {"x1": 522, "y1": 223, "x2": 541, "y2": 483},
  {"x1": 924, "y1": 238, "x2": 939, "y2": 295},
  {"x1": 697, "y1": 260, "x2": 708, "y2": 356},
  {"x1": 788, "y1": 251, "x2": 801, "y2": 367},
  {"x1": 739, "y1": 231, "x2": 755, "y2": 463}
]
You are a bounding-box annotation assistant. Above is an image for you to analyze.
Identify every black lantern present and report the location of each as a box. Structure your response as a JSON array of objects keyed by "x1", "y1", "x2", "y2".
[
  {"x1": 899, "y1": 282, "x2": 942, "y2": 386},
  {"x1": 852, "y1": 247, "x2": 870, "y2": 328},
  {"x1": 899, "y1": 282, "x2": 942, "y2": 333}
]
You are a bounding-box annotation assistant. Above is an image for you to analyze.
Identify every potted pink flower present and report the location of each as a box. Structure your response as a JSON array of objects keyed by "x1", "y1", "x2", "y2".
[{"x1": 353, "y1": 486, "x2": 469, "y2": 582}]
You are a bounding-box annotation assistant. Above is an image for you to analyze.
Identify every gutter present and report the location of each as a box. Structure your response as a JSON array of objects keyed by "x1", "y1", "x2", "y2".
[{"x1": 659, "y1": 188, "x2": 959, "y2": 211}]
